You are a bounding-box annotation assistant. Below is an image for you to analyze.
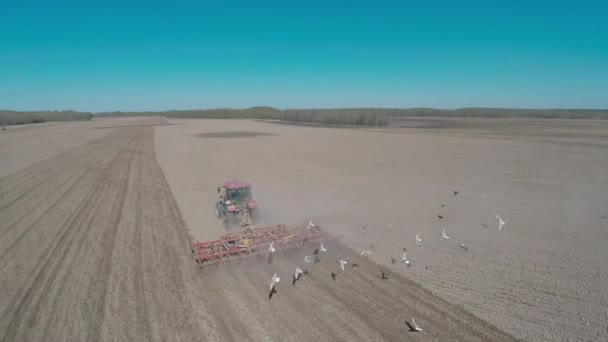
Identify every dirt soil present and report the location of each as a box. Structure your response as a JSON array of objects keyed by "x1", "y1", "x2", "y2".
[
  {"x1": 0, "y1": 117, "x2": 515, "y2": 341},
  {"x1": 155, "y1": 118, "x2": 608, "y2": 341}
]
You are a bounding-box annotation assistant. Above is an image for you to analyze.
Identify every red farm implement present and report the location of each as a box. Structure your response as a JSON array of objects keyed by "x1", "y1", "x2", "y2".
[{"x1": 192, "y1": 224, "x2": 328, "y2": 268}]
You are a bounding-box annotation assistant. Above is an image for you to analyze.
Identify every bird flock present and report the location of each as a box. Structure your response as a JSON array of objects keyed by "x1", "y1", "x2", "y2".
[
  {"x1": 265, "y1": 192, "x2": 507, "y2": 334},
  {"x1": 397, "y1": 190, "x2": 507, "y2": 270}
]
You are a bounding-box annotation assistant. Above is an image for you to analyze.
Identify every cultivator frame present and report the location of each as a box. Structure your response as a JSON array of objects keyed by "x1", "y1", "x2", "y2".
[{"x1": 192, "y1": 224, "x2": 328, "y2": 268}]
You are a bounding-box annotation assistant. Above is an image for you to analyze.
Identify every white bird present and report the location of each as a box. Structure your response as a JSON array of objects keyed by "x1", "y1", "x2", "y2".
[
  {"x1": 387, "y1": 222, "x2": 393, "y2": 228},
  {"x1": 415, "y1": 234, "x2": 422, "y2": 246},
  {"x1": 410, "y1": 318, "x2": 422, "y2": 332},
  {"x1": 304, "y1": 256, "x2": 312, "y2": 263},
  {"x1": 294, "y1": 267, "x2": 303, "y2": 281},
  {"x1": 307, "y1": 221, "x2": 315, "y2": 230},
  {"x1": 442, "y1": 228, "x2": 450, "y2": 240},
  {"x1": 320, "y1": 242, "x2": 327, "y2": 252},
  {"x1": 339, "y1": 259, "x2": 347, "y2": 271},
  {"x1": 402, "y1": 252, "x2": 410, "y2": 266},
  {"x1": 269, "y1": 241, "x2": 276, "y2": 253},
  {"x1": 361, "y1": 250, "x2": 371, "y2": 256},
  {"x1": 270, "y1": 272, "x2": 280, "y2": 290},
  {"x1": 495, "y1": 212, "x2": 506, "y2": 230}
]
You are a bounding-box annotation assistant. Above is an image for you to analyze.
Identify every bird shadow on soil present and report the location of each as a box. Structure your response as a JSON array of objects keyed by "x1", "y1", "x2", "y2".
[{"x1": 269, "y1": 287, "x2": 277, "y2": 300}]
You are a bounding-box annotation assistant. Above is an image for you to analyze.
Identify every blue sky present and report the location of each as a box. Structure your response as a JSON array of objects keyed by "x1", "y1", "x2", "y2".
[{"x1": 1, "y1": 0, "x2": 606, "y2": 111}]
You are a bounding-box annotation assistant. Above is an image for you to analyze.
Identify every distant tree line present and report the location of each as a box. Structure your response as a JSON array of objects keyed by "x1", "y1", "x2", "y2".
[
  {"x1": 95, "y1": 107, "x2": 608, "y2": 126},
  {"x1": 95, "y1": 107, "x2": 389, "y2": 125},
  {"x1": 0, "y1": 110, "x2": 93, "y2": 126},
  {"x1": 3, "y1": 107, "x2": 607, "y2": 128},
  {"x1": 381, "y1": 107, "x2": 608, "y2": 119}
]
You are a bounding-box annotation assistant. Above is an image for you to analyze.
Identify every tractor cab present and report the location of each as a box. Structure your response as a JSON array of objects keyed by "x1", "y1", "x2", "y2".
[
  {"x1": 224, "y1": 186, "x2": 251, "y2": 204},
  {"x1": 216, "y1": 180, "x2": 257, "y2": 227}
]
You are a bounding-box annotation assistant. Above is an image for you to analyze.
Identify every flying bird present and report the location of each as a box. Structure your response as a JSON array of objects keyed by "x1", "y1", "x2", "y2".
[
  {"x1": 441, "y1": 204, "x2": 446, "y2": 208},
  {"x1": 381, "y1": 272, "x2": 389, "y2": 280},
  {"x1": 442, "y1": 228, "x2": 450, "y2": 240},
  {"x1": 453, "y1": 190, "x2": 459, "y2": 196},
  {"x1": 361, "y1": 250, "x2": 371, "y2": 256},
  {"x1": 293, "y1": 267, "x2": 303, "y2": 282},
  {"x1": 339, "y1": 259, "x2": 347, "y2": 271},
  {"x1": 270, "y1": 272, "x2": 280, "y2": 291},
  {"x1": 437, "y1": 215, "x2": 443, "y2": 219},
  {"x1": 351, "y1": 263, "x2": 360, "y2": 268},
  {"x1": 408, "y1": 318, "x2": 423, "y2": 332},
  {"x1": 401, "y1": 252, "x2": 410, "y2": 266},
  {"x1": 495, "y1": 213, "x2": 506, "y2": 230},
  {"x1": 482, "y1": 223, "x2": 489, "y2": 228},
  {"x1": 390, "y1": 257, "x2": 396, "y2": 264},
  {"x1": 330, "y1": 272, "x2": 337, "y2": 281},
  {"x1": 320, "y1": 242, "x2": 327, "y2": 252},
  {"x1": 458, "y1": 243, "x2": 469, "y2": 252},
  {"x1": 415, "y1": 234, "x2": 422, "y2": 246},
  {"x1": 269, "y1": 241, "x2": 276, "y2": 253},
  {"x1": 387, "y1": 222, "x2": 393, "y2": 228},
  {"x1": 307, "y1": 221, "x2": 315, "y2": 230},
  {"x1": 362, "y1": 224, "x2": 368, "y2": 230},
  {"x1": 304, "y1": 256, "x2": 312, "y2": 263}
]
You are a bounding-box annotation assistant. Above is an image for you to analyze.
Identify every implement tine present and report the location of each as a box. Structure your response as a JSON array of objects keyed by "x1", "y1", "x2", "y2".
[{"x1": 194, "y1": 224, "x2": 327, "y2": 268}]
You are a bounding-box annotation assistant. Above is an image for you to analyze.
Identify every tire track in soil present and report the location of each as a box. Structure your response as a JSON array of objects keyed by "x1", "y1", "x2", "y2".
[
  {"x1": 0, "y1": 120, "x2": 517, "y2": 341},
  {"x1": 0, "y1": 131, "x2": 136, "y2": 263},
  {"x1": 0, "y1": 129, "x2": 141, "y2": 341},
  {"x1": 0, "y1": 124, "x2": 213, "y2": 341},
  {"x1": 0, "y1": 128, "x2": 122, "y2": 206},
  {"x1": 40, "y1": 131, "x2": 149, "y2": 340},
  {"x1": 136, "y1": 134, "x2": 213, "y2": 341},
  {"x1": 131, "y1": 131, "x2": 154, "y2": 341},
  {"x1": 91, "y1": 129, "x2": 139, "y2": 340},
  {"x1": 0, "y1": 130, "x2": 130, "y2": 239},
  {"x1": 0, "y1": 134, "x2": 137, "y2": 332}
]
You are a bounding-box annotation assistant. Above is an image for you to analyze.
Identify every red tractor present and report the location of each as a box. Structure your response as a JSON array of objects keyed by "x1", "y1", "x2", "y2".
[
  {"x1": 192, "y1": 180, "x2": 329, "y2": 268},
  {"x1": 215, "y1": 180, "x2": 257, "y2": 228}
]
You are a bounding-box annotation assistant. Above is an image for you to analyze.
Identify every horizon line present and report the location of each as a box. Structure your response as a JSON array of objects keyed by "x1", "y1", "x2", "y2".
[{"x1": 3, "y1": 106, "x2": 608, "y2": 114}]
